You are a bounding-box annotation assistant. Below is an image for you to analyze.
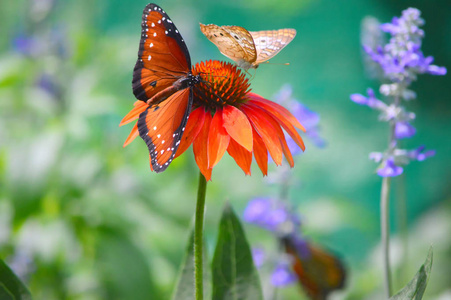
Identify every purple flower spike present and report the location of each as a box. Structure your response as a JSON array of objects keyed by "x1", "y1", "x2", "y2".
[
  {"x1": 271, "y1": 263, "x2": 297, "y2": 286},
  {"x1": 395, "y1": 121, "x2": 416, "y2": 139},
  {"x1": 377, "y1": 158, "x2": 403, "y2": 177}
]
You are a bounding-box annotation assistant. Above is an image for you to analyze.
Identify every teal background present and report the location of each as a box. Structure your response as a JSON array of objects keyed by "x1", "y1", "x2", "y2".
[{"x1": 0, "y1": 0, "x2": 450, "y2": 299}]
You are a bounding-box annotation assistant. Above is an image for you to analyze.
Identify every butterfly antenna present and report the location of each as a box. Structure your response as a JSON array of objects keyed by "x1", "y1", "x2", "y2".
[{"x1": 262, "y1": 61, "x2": 290, "y2": 66}]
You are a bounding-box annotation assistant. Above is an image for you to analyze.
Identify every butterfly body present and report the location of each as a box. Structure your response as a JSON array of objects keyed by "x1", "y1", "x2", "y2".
[
  {"x1": 144, "y1": 73, "x2": 201, "y2": 107},
  {"x1": 200, "y1": 23, "x2": 296, "y2": 70},
  {"x1": 132, "y1": 3, "x2": 200, "y2": 172}
]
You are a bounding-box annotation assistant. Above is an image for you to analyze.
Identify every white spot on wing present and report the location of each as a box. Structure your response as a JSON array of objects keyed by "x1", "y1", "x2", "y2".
[
  {"x1": 153, "y1": 126, "x2": 157, "y2": 130},
  {"x1": 149, "y1": 43, "x2": 153, "y2": 48},
  {"x1": 148, "y1": 55, "x2": 151, "y2": 61},
  {"x1": 153, "y1": 32, "x2": 157, "y2": 37}
]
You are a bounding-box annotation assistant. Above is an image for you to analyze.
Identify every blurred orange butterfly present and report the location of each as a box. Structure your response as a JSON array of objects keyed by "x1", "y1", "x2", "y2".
[
  {"x1": 200, "y1": 23, "x2": 296, "y2": 70},
  {"x1": 282, "y1": 236, "x2": 346, "y2": 300}
]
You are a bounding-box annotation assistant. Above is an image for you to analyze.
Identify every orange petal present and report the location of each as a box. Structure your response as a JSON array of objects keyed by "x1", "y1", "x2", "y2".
[
  {"x1": 247, "y1": 93, "x2": 306, "y2": 132},
  {"x1": 222, "y1": 105, "x2": 253, "y2": 152},
  {"x1": 250, "y1": 105, "x2": 294, "y2": 167},
  {"x1": 248, "y1": 101, "x2": 305, "y2": 152},
  {"x1": 252, "y1": 127, "x2": 268, "y2": 176},
  {"x1": 208, "y1": 109, "x2": 230, "y2": 168},
  {"x1": 175, "y1": 107, "x2": 206, "y2": 159},
  {"x1": 123, "y1": 122, "x2": 139, "y2": 147},
  {"x1": 193, "y1": 111, "x2": 213, "y2": 180},
  {"x1": 227, "y1": 138, "x2": 252, "y2": 176},
  {"x1": 120, "y1": 101, "x2": 148, "y2": 126},
  {"x1": 280, "y1": 134, "x2": 294, "y2": 167},
  {"x1": 242, "y1": 105, "x2": 283, "y2": 166}
]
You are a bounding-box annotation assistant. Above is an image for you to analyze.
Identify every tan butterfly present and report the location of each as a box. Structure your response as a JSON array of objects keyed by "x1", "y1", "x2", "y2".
[{"x1": 200, "y1": 23, "x2": 296, "y2": 70}]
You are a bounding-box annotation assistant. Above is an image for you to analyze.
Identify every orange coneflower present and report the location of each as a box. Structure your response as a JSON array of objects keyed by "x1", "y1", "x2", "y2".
[{"x1": 120, "y1": 60, "x2": 305, "y2": 181}]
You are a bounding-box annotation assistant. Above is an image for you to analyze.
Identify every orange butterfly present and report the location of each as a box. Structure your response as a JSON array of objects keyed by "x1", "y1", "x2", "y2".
[
  {"x1": 200, "y1": 23, "x2": 296, "y2": 70},
  {"x1": 282, "y1": 237, "x2": 346, "y2": 300}
]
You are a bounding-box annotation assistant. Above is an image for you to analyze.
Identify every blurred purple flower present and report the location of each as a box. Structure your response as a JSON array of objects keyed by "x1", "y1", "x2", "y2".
[
  {"x1": 394, "y1": 121, "x2": 416, "y2": 139},
  {"x1": 12, "y1": 35, "x2": 38, "y2": 57},
  {"x1": 243, "y1": 198, "x2": 298, "y2": 233},
  {"x1": 271, "y1": 263, "x2": 297, "y2": 286},
  {"x1": 252, "y1": 247, "x2": 266, "y2": 268},
  {"x1": 377, "y1": 158, "x2": 404, "y2": 177},
  {"x1": 36, "y1": 73, "x2": 61, "y2": 99}
]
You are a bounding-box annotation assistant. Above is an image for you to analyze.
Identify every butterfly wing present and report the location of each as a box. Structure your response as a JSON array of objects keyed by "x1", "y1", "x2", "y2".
[
  {"x1": 250, "y1": 29, "x2": 296, "y2": 65},
  {"x1": 283, "y1": 238, "x2": 346, "y2": 300},
  {"x1": 138, "y1": 88, "x2": 193, "y2": 172},
  {"x1": 133, "y1": 3, "x2": 191, "y2": 101},
  {"x1": 200, "y1": 23, "x2": 257, "y2": 69}
]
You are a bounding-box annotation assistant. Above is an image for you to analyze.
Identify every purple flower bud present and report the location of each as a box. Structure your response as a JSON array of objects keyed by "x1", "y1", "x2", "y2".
[
  {"x1": 350, "y1": 88, "x2": 386, "y2": 110},
  {"x1": 407, "y1": 146, "x2": 436, "y2": 161},
  {"x1": 395, "y1": 121, "x2": 416, "y2": 139},
  {"x1": 251, "y1": 247, "x2": 266, "y2": 268},
  {"x1": 377, "y1": 158, "x2": 403, "y2": 177},
  {"x1": 271, "y1": 263, "x2": 297, "y2": 286},
  {"x1": 350, "y1": 93, "x2": 368, "y2": 105},
  {"x1": 427, "y1": 65, "x2": 447, "y2": 75},
  {"x1": 369, "y1": 152, "x2": 383, "y2": 163}
]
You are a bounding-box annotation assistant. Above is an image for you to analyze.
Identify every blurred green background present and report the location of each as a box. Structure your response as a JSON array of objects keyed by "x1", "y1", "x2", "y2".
[{"x1": 0, "y1": 0, "x2": 450, "y2": 299}]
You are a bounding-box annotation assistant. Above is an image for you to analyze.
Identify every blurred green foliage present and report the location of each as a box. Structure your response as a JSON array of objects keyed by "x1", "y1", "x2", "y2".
[{"x1": 0, "y1": 0, "x2": 450, "y2": 299}]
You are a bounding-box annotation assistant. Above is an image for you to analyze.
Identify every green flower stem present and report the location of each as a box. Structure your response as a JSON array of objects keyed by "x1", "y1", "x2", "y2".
[
  {"x1": 194, "y1": 172, "x2": 207, "y2": 300},
  {"x1": 381, "y1": 176, "x2": 392, "y2": 297}
]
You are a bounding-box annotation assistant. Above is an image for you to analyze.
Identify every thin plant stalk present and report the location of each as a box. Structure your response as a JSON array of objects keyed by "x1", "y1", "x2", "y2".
[
  {"x1": 396, "y1": 174, "x2": 408, "y2": 288},
  {"x1": 381, "y1": 176, "x2": 392, "y2": 297},
  {"x1": 194, "y1": 172, "x2": 207, "y2": 300}
]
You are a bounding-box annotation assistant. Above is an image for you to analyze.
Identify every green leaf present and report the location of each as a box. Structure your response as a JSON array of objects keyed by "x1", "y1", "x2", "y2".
[
  {"x1": 390, "y1": 247, "x2": 433, "y2": 300},
  {"x1": 171, "y1": 228, "x2": 211, "y2": 300},
  {"x1": 0, "y1": 258, "x2": 32, "y2": 300},
  {"x1": 212, "y1": 204, "x2": 263, "y2": 300},
  {"x1": 96, "y1": 228, "x2": 162, "y2": 300}
]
